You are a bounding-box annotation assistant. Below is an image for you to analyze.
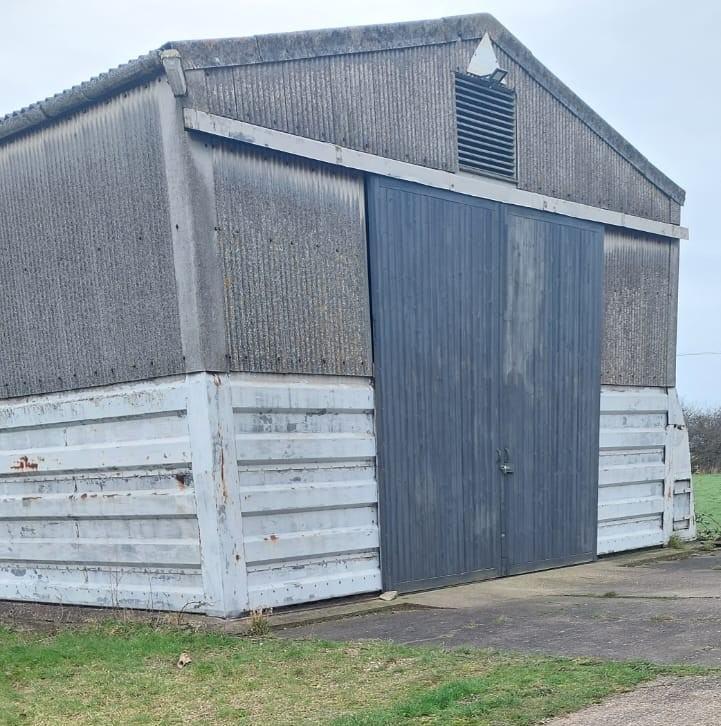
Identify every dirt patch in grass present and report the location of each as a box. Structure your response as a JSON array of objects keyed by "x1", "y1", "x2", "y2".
[{"x1": 0, "y1": 623, "x2": 706, "y2": 725}]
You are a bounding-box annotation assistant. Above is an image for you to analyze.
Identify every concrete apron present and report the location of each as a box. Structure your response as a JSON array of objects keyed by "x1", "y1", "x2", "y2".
[{"x1": 278, "y1": 546, "x2": 721, "y2": 667}]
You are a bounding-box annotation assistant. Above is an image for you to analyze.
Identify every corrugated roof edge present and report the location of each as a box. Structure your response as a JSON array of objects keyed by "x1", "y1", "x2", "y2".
[
  {"x1": 162, "y1": 13, "x2": 685, "y2": 205},
  {"x1": 0, "y1": 14, "x2": 685, "y2": 205},
  {"x1": 0, "y1": 50, "x2": 163, "y2": 143}
]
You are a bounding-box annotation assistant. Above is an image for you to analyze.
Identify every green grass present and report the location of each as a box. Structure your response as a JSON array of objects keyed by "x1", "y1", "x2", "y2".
[
  {"x1": 0, "y1": 624, "x2": 703, "y2": 725},
  {"x1": 693, "y1": 473, "x2": 721, "y2": 539}
]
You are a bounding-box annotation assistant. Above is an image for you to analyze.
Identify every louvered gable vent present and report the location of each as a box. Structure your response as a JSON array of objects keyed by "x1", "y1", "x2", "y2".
[{"x1": 455, "y1": 73, "x2": 516, "y2": 180}]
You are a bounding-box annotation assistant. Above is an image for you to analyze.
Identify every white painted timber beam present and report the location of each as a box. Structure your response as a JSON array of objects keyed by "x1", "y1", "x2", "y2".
[{"x1": 184, "y1": 108, "x2": 688, "y2": 241}]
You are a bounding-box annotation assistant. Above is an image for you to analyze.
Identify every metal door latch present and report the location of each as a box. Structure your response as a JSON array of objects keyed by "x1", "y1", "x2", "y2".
[{"x1": 497, "y1": 447, "x2": 514, "y2": 475}]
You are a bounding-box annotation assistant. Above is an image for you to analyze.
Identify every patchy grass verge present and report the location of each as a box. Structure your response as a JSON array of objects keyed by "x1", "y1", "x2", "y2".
[
  {"x1": 694, "y1": 474, "x2": 721, "y2": 540},
  {"x1": 0, "y1": 624, "x2": 703, "y2": 725}
]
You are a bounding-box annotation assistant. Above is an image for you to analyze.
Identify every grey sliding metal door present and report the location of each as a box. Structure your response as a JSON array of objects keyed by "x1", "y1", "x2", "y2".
[{"x1": 367, "y1": 177, "x2": 602, "y2": 592}]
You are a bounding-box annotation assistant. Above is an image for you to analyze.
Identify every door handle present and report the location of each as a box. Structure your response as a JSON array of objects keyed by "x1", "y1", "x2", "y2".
[{"x1": 497, "y1": 447, "x2": 514, "y2": 475}]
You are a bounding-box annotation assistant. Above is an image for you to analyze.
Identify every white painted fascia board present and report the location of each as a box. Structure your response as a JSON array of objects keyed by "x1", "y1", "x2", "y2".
[{"x1": 184, "y1": 108, "x2": 688, "y2": 240}]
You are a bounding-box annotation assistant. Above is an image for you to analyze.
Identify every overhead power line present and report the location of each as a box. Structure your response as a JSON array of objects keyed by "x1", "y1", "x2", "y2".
[{"x1": 677, "y1": 352, "x2": 721, "y2": 357}]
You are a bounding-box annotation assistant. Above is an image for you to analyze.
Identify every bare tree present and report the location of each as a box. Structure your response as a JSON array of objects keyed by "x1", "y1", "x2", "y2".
[{"x1": 683, "y1": 403, "x2": 721, "y2": 473}]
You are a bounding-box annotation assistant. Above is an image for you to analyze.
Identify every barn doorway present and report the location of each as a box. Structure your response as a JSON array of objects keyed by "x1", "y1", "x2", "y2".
[{"x1": 367, "y1": 177, "x2": 603, "y2": 592}]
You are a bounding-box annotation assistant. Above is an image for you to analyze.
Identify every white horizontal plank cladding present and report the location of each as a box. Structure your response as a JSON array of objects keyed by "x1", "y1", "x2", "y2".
[
  {"x1": 600, "y1": 413, "x2": 667, "y2": 430},
  {"x1": 0, "y1": 565, "x2": 205, "y2": 612},
  {"x1": 0, "y1": 376, "x2": 209, "y2": 613},
  {"x1": 598, "y1": 497, "x2": 665, "y2": 523},
  {"x1": 0, "y1": 416, "x2": 189, "y2": 454},
  {"x1": 597, "y1": 525, "x2": 665, "y2": 555},
  {"x1": 0, "y1": 439, "x2": 192, "y2": 476},
  {"x1": 0, "y1": 539, "x2": 201, "y2": 568},
  {"x1": 231, "y1": 372, "x2": 381, "y2": 609},
  {"x1": 229, "y1": 374, "x2": 374, "y2": 412},
  {"x1": 241, "y1": 480, "x2": 378, "y2": 514},
  {"x1": 599, "y1": 430, "x2": 666, "y2": 451},
  {"x1": 1, "y1": 517, "x2": 199, "y2": 542},
  {"x1": 0, "y1": 378, "x2": 188, "y2": 430},
  {"x1": 597, "y1": 386, "x2": 678, "y2": 555},
  {"x1": 598, "y1": 481, "x2": 663, "y2": 504},
  {"x1": 0, "y1": 488, "x2": 197, "y2": 520},
  {"x1": 599, "y1": 449, "x2": 664, "y2": 467},
  {"x1": 246, "y1": 553, "x2": 382, "y2": 610},
  {"x1": 232, "y1": 374, "x2": 375, "y2": 465},
  {"x1": 234, "y1": 411, "x2": 374, "y2": 435},
  {"x1": 235, "y1": 433, "x2": 376, "y2": 464},
  {"x1": 598, "y1": 464, "x2": 666, "y2": 487},
  {"x1": 0, "y1": 379, "x2": 192, "y2": 476},
  {"x1": 245, "y1": 527, "x2": 379, "y2": 565},
  {"x1": 599, "y1": 387, "x2": 669, "y2": 414}
]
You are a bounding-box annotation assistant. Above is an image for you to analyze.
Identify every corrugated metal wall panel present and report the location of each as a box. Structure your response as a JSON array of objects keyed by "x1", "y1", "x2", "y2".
[
  {"x1": 0, "y1": 378, "x2": 205, "y2": 611},
  {"x1": 0, "y1": 81, "x2": 184, "y2": 400},
  {"x1": 602, "y1": 228, "x2": 679, "y2": 387},
  {"x1": 493, "y1": 47, "x2": 681, "y2": 226},
  {"x1": 189, "y1": 44, "x2": 458, "y2": 173},
  {"x1": 213, "y1": 143, "x2": 372, "y2": 376},
  {"x1": 229, "y1": 373, "x2": 381, "y2": 609},
  {"x1": 188, "y1": 36, "x2": 679, "y2": 223}
]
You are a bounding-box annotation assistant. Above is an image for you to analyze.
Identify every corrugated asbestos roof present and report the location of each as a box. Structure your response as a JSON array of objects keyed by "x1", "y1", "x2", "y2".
[
  {"x1": 0, "y1": 52, "x2": 163, "y2": 142},
  {"x1": 0, "y1": 13, "x2": 685, "y2": 204}
]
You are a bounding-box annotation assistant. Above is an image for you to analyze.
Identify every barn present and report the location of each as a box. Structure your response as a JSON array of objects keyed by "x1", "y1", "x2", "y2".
[{"x1": 0, "y1": 13, "x2": 694, "y2": 617}]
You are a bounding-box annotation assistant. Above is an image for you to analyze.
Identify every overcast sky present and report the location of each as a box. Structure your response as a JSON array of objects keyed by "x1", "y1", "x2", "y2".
[{"x1": 2, "y1": 0, "x2": 719, "y2": 406}]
